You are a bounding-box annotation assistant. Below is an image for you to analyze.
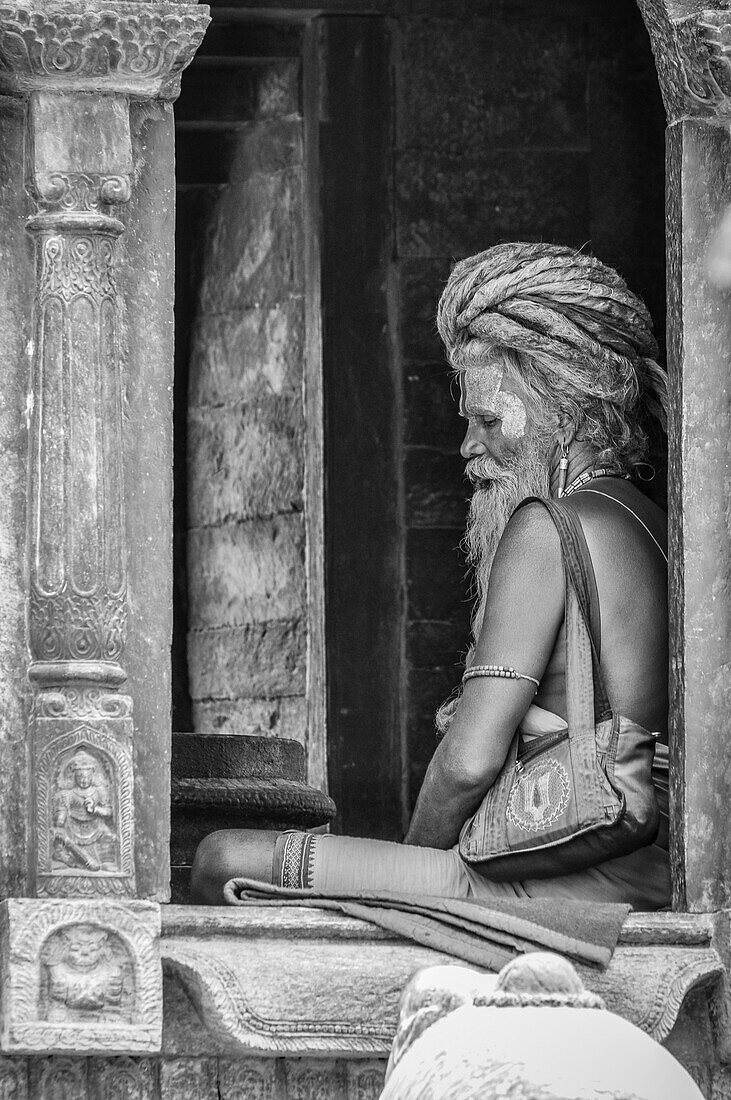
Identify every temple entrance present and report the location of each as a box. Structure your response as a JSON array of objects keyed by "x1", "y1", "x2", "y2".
[{"x1": 172, "y1": 0, "x2": 666, "y2": 844}]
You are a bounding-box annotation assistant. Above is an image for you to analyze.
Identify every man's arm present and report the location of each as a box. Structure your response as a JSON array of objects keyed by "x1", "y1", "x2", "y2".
[{"x1": 404, "y1": 503, "x2": 565, "y2": 849}]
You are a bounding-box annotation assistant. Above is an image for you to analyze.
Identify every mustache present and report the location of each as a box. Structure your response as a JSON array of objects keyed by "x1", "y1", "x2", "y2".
[{"x1": 465, "y1": 454, "x2": 513, "y2": 484}]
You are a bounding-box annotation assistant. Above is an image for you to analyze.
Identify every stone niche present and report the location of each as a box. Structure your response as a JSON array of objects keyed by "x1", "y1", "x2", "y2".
[
  {"x1": 179, "y1": 20, "x2": 321, "y2": 783},
  {"x1": 0, "y1": 899, "x2": 162, "y2": 1056}
]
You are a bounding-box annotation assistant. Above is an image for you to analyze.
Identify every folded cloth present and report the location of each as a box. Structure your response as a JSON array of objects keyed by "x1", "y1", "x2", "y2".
[{"x1": 223, "y1": 878, "x2": 630, "y2": 970}]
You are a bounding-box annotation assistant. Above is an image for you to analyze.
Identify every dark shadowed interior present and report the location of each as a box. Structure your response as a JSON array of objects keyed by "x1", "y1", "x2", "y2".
[{"x1": 173, "y1": 0, "x2": 666, "y2": 840}]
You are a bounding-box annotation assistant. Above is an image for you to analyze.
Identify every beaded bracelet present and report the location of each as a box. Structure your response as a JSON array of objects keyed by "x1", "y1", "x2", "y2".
[{"x1": 462, "y1": 664, "x2": 540, "y2": 689}]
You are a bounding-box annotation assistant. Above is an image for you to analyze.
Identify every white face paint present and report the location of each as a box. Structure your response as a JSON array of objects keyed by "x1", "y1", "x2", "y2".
[{"x1": 462, "y1": 366, "x2": 527, "y2": 440}]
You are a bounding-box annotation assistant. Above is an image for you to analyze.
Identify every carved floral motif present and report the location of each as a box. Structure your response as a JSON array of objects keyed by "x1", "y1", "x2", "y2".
[
  {"x1": 35, "y1": 689, "x2": 133, "y2": 720},
  {"x1": 29, "y1": 587, "x2": 126, "y2": 663},
  {"x1": 0, "y1": 2, "x2": 210, "y2": 98},
  {"x1": 35, "y1": 172, "x2": 131, "y2": 212},
  {"x1": 38, "y1": 232, "x2": 116, "y2": 303}
]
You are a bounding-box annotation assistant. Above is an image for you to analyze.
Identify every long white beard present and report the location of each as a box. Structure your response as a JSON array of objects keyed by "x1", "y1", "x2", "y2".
[{"x1": 435, "y1": 433, "x2": 551, "y2": 736}]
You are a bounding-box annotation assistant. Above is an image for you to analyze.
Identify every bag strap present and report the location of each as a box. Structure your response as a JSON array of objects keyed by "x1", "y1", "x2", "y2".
[
  {"x1": 514, "y1": 496, "x2": 609, "y2": 823},
  {"x1": 515, "y1": 497, "x2": 612, "y2": 723}
]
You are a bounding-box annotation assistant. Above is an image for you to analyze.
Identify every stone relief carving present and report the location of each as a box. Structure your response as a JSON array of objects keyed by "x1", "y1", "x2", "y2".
[
  {"x1": 347, "y1": 1064, "x2": 386, "y2": 1100},
  {"x1": 36, "y1": 728, "x2": 133, "y2": 896},
  {"x1": 39, "y1": 925, "x2": 134, "y2": 1023},
  {"x1": 25, "y1": 82, "x2": 133, "y2": 897},
  {"x1": 0, "y1": 1059, "x2": 28, "y2": 1100},
  {"x1": 0, "y1": 898, "x2": 162, "y2": 1054},
  {"x1": 29, "y1": 1057, "x2": 86, "y2": 1100},
  {"x1": 51, "y1": 748, "x2": 118, "y2": 874},
  {"x1": 285, "y1": 1063, "x2": 347, "y2": 1100},
  {"x1": 637, "y1": 1, "x2": 731, "y2": 122},
  {"x1": 35, "y1": 173, "x2": 132, "y2": 212},
  {"x1": 0, "y1": 2, "x2": 210, "y2": 99},
  {"x1": 34, "y1": 689, "x2": 133, "y2": 721},
  {"x1": 88, "y1": 1058, "x2": 155, "y2": 1100},
  {"x1": 218, "y1": 1059, "x2": 276, "y2": 1100},
  {"x1": 160, "y1": 1058, "x2": 218, "y2": 1100}
]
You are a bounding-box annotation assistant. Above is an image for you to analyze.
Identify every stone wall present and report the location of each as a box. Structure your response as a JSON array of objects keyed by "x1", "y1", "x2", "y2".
[
  {"x1": 178, "y1": 24, "x2": 316, "y2": 774},
  {"x1": 0, "y1": 1054, "x2": 386, "y2": 1099},
  {"x1": 395, "y1": 0, "x2": 667, "y2": 815}
]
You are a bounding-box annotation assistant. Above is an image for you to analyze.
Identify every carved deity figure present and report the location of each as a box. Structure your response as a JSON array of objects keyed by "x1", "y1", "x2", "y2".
[
  {"x1": 52, "y1": 749, "x2": 117, "y2": 872},
  {"x1": 40, "y1": 925, "x2": 132, "y2": 1023}
]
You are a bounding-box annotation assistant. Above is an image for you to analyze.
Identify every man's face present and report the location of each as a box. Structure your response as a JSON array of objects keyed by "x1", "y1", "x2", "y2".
[{"x1": 459, "y1": 361, "x2": 529, "y2": 480}]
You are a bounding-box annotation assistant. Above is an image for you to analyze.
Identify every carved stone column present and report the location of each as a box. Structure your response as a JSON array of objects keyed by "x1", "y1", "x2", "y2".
[
  {"x1": 0, "y1": 0, "x2": 208, "y2": 902},
  {"x1": 636, "y1": 1, "x2": 731, "y2": 912},
  {"x1": 0, "y1": 0, "x2": 208, "y2": 1057}
]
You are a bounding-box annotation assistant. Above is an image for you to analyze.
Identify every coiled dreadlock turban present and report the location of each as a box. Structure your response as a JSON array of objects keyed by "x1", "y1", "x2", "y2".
[{"x1": 437, "y1": 243, "x2": 668, "y2": 442}]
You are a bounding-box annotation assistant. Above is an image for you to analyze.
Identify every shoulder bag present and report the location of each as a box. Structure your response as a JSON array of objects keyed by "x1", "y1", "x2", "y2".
[{"x1": 458, "y1": 497, "x2": 661, "y2": 881}]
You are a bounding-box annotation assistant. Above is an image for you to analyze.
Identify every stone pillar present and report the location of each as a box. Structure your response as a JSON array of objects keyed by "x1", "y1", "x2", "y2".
[
  {"x1": 637, "y1": 1, "x2": 731, "y2": 911},
  {"x1": 0, "y1": 0, "x2": 208, "y2": 1057}
]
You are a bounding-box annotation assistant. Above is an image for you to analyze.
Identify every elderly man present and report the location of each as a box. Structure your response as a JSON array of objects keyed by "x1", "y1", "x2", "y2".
[{"x1": 191, "y1": 243, "x2": 671, "y2": 909}]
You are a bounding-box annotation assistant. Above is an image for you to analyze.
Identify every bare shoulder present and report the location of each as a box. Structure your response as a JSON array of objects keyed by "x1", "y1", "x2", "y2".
[
  {"x1": 475, "y1": 499, "x2": 564, "y2": 672},
  {"x1": 490, "y1": 499, "x2": 562, "y2": 581},
  {"x1": 564, "y1": 482, "x2": 667, "y2": 558}
]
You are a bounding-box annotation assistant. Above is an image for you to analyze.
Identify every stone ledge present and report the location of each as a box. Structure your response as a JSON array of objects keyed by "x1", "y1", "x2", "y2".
[{"x1": 160, "y1": 907, "x2": 726, "y2": 1057}]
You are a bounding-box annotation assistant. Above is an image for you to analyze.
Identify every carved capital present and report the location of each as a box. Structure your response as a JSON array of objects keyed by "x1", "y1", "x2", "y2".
[
  {"x1": 638, "y1": 2, "x2": 731, "y2": 122},
  {"x1": 0, "y1": 0, "x2": 210, "y2": 100},
  {"x1": 0, "y1": 898, "x2": 162, "y2": 1054}
]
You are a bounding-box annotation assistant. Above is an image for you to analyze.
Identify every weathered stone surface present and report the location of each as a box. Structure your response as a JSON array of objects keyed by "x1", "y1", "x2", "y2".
[
  {"x1": 160, "y1": 907, "x2": 724, "y2": 1056},
  {"x1": 406, "y1": 619, "x2": 469, "y2": 671},
  {"x1": 0, "y1": 898, "x2": 162, "y2": 1055},
  {"x1": 398, "y1": 16, "x2": 587, "y2": 155},
  {"x1": 284, "y1": 1059, "x2": 348, "y2": 1099},
  {"x1": 188, "y1": 621, "x2": 306, "y2": 700},
  {"x1": 347, "y1": 1061, "x2": 386, "y2": 1100},
  {"x1": 178, "y1": 118, "x2": 303, "y2": 188},
  {"x1": 160, "y1": 1057, "x2": 218, "y2": 1099},
  {"x1": 88, "y1": 1056, "x2": 157, "y2": 1100},
  {"x1": 177, "y1": 59, "x2": 300, "y2": 124},
  {"x1": 398, "y1": 258, "x2": 454, "y2": 360},
  {"x1": 405, "y1": 448, "x2": 469, "y2": 528},
  {"x1": 188, "y1": 399, "x2": 304, "y2": 527},
  {"x1": 666, "y1": 120, "x2": 731, "y2": 911},
  {"x1": 0, "y1": 1057, "x2": 27, "y2": 1099},
  {"x1": 187, "y1": 516, "x2": 305, "y2": 630},
  {"x1": 198, "y1": 169, "x2": 304, "y2": 314},
  {"x1": 219, "y1": 1057, "x2": 278, "y2": 1099},
  {"x1": 0, "y1": 95, "x2": 33, "y2": 898},
  {"x1": 192, "y1": 696, "x2": 307, "y2": 745},
  {"x1": 120, "y1": 100, "x2": 178, "y2": 902},
  {"x1": 189, "y1": 298, "x2": 305, "y2": 408},
  {"x1": 396, "y1": 150, "x2": 591, "y2": 257},
  {"x1": 405, "y1": 528, "x2": 467, "y2": 622},
  {"x1": 403, "y1": 361, "x2": 462, "y2": 450},
  {"x1": 172, "y1": 732, "x2": 306, "y2": 782}
]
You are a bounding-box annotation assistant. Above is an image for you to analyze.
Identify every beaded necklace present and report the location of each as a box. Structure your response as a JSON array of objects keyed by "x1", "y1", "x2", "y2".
[{"x1": 562, "y1": 467, "x2": 631, "y2": 498}]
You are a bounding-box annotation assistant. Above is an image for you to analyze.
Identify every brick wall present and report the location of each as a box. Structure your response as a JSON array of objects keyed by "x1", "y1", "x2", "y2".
[
  {"x1": 394, "y1": 0, "x2": 666, "y2": 814},
  {"x1": 176, "y1": 25, "x2": 318, "y2": 774}
]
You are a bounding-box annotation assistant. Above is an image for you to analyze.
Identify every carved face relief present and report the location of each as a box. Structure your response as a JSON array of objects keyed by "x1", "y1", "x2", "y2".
[
  {"x1": 39, "y1": 924, "x2": 134, "y2": 1024},
  {"x1": 462, "y1": 366, "x2": 527, "y2": 440}
]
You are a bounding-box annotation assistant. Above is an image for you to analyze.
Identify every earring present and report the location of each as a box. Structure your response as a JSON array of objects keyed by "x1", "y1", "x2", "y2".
[{"x1": 557, "y1": 438, "x2": 570, "y2": 498}]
